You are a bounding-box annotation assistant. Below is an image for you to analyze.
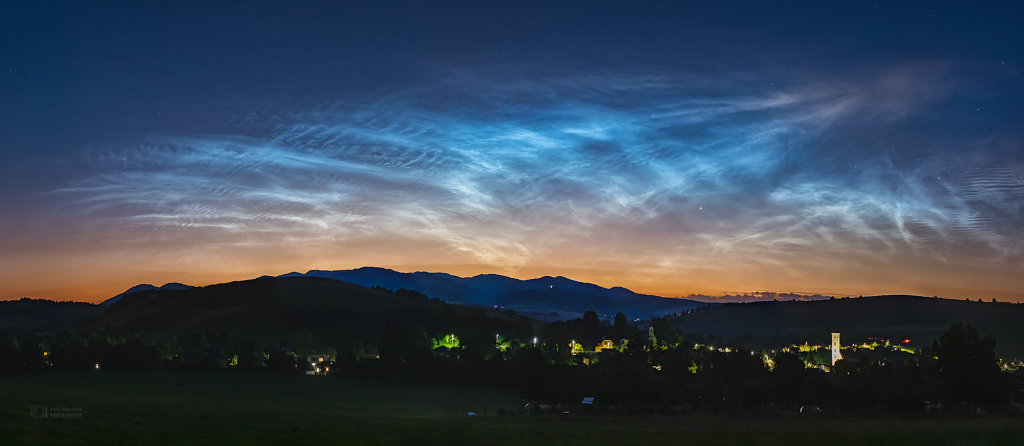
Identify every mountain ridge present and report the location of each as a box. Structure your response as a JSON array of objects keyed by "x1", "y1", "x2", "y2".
[
  {"x1": 95, "y1": 267, "x2": 713, "y2": 320},
  {"x1": 275, "y1": 267, "x2": 710, "y2": 320}
]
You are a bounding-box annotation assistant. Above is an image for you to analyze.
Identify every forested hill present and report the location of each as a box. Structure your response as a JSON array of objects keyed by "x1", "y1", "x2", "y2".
[
  {"x1": 81, "y1": 276, "x2": 536, "y2": 352},
  {"x1": 87, "y1": 276, "x2": 425, "y2": 338},
  {"x1": 0, "y1": 298, "x2": 104, "y2": 334},
  {"x1": 669, "y1": 295, "x2": 1024, "y2": 359}
]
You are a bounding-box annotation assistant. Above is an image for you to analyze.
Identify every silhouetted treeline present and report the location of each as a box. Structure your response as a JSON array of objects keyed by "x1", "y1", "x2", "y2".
[
  {"x1": 0, "y1": 309, "x2": 1018, "y2": 414},
  {"x1": 0, "y1": 327, "x2": 162, "y2": 373}
]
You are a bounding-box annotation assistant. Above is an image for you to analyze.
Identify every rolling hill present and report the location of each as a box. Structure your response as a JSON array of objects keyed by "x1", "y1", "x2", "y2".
[
  {"x1": 0, "y1": 298, "x2": 105, "y2": 334},
  {"x1": 284, "y1": 268, "x2": 489, "y2": 305},
  {"x1": 88, "y1": 276, "x2": 423, "y2": 339},
  {"x1": 668, "y1": 295, "x2": 1024, "y2": 360}
]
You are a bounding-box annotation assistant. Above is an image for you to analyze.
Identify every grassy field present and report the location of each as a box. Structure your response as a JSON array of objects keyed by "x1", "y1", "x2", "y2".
[{"x1": 0, "y1": 371, "x2": 1021, "y2": 446}]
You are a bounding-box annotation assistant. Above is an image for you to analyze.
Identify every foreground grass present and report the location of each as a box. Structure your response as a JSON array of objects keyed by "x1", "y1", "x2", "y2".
[{"x1": 0, "y1": 371, "x2": 1020, "y2": 445}]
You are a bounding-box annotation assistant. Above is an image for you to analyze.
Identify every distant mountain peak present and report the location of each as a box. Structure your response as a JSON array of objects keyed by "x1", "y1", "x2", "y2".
[{"x1": 99, "y1": 282, "x2": 193, "y2": 307}]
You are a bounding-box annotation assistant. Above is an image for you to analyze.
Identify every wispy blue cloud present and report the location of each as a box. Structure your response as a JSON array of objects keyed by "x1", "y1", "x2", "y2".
[{"x1": 56, "y1": 63, "x2": 1024, "y2": 295}]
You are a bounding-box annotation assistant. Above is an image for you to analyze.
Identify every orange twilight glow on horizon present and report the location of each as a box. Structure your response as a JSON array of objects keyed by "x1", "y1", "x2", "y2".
[
  {"x1": 3, "y1": 6, "x2": 1023, "y2": 305},
  {"x1": 2, "y1": 226, "x2": 1023, "y2": 304}
]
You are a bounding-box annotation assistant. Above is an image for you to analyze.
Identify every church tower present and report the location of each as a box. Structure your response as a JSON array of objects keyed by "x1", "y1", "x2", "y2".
[{"x1": 831, "y1": 333, "x2": 842, "y2": 366}]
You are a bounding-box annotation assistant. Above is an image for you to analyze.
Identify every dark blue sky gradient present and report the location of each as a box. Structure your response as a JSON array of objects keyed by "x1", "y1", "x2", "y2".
[{"x1": 1, "y1": 1, "x2": 1022, "y2": 302}]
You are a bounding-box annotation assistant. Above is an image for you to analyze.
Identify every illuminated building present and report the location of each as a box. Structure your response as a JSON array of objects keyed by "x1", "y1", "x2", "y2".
[{"x1": 831, "y1": 333, "x2": 842, "y2": 366}]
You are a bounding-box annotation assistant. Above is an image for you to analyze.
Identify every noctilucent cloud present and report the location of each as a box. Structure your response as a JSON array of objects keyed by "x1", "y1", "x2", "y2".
[{"x1": 1, "y1": 2, "x2": 1022, "y2": 303}]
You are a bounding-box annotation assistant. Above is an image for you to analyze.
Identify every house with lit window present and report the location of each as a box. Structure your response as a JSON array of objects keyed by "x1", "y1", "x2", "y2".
[{"x1": 307, "y1": 354, "x2": 330, "y2": 364}]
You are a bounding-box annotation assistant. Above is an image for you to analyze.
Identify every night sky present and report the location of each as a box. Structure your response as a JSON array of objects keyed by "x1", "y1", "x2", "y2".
[{"x1": 2, "y1": 1, "x2": 1023, "y2": 303}]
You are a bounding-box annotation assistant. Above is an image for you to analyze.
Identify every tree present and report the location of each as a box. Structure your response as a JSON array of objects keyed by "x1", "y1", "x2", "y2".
[
  {"x1": 650, "y1": 317, "x2": 673, "y2": 346},
  {"x1": 349, "y1": 341, "x2": 365, "y2": 361},
  {"x1": 224, "y1": 333, "x2": 243, "y2": 365},
  {"x1": 293, "y1": 329, "x2": 314, "y2": 357},
  {"x1": 771, "y1": 352, "x2": 806, "y2": 396},
  {"x1": 930, "y1": 322, "x2": 1010, "y2": 408},
  {"x1": 172, "y1": 330, "x2": 209, "y2": 354},
  {"x1": 296, "y1": 356, "x2": 313, "y2": 373},
  {"x1": 0, "y1": 330, "x2": 18, "y2": 374},
  {"x1": 395, "y1": 289, "x2": 429, "y2": 301},
  {"x1": 378, "y1": 320, "x2": 410, "y2": 362},
  {"x1": 515, "y1": 316, "x2": 535, "y2": 343},
  {"x1": 15, "y1": 332, "x2": 43, "y2": 372},
  {"x1": 613, "y1": 313, "x2": 627, "y2": 330},
  {"x1": 236, "y1": 339, "x2": 257, "y2": 368},
  {"x1": 265, "y1": 350, "x2": 297, "y2": 373}
]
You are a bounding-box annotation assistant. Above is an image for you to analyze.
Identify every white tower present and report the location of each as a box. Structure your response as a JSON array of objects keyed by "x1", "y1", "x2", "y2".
[{"x1": 831, "y1": 333, "x2": 842, "y2": 366}]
